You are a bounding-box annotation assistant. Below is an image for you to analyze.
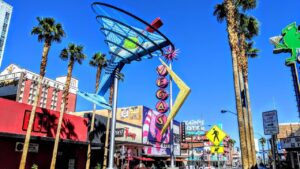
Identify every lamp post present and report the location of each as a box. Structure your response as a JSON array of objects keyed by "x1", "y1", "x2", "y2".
[
  {"x1": 220, "y1": 110, "x2": 237, "y2": 168},
  {"x1": 220, "y1": 109, "x2": 237, "y2": 116}
]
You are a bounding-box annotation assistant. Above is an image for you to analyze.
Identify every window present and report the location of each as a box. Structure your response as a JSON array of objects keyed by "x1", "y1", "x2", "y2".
[{"x1": 4, "y1": 12, "x2": 10, "y2": 21}]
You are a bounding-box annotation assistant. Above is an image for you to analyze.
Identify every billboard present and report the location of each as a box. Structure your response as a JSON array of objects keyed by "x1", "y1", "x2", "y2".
[
  {"x1": 76, "y1": 106, "x2": 144, "y2": 126},
  {"x1": 142, "y1": 107, "x2": 180, "y2": 156},
  {"x1": 117, "y1": 106, "x2": 143, "y2": 126},
  {"x1": 84, "y1": 113, "x2": 142, "y2": 144},
  {"x1": 183, "y1": 120, "x2": 205, "y2": 136},
  {"x1": 115, "y1": 122, "x2": 142, "y2": 143}
]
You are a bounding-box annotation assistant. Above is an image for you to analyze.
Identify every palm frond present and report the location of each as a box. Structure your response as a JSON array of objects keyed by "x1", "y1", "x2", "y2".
[
  {"x1": 31, "y1": 17, "x2": 65, "y2": 44},
  {"x1": 245, "y1": 41, "x2": 259, "y2": 58},
  {"x1": 237, "y1": 0, "x2": 257, "y2": 11},
  {"x1": 60, "y1": 43, "x2": 86, "y2": 64},
  {"x1": 60, "y1": 48, "x2": 69, "y2": 61},
  {"x1": 213, "y1": 3, "x2": 227, "y2": 23}
]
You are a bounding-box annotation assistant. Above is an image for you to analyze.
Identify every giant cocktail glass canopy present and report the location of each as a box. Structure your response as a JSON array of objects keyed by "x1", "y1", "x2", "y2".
[{"x1": 77, "y1": 2, "x2": 176, "y2": 109}]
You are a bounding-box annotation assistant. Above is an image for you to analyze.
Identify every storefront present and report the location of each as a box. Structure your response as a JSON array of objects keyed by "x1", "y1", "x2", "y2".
[
  {"x1": 74, "y1": 105, "x2": 182, "y2": 168},
  {"x1": 0, "y1": 98, "x2": 88, "y2": 169}
]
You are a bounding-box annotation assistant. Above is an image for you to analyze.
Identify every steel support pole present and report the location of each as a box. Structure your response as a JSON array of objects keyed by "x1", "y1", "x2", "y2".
[
  {"x1": 169, "y1": 63, "x2": 175, "y2": 168},
  {"x1": 107, "y1": 71, "x2": 119, "y2": 169},
  {"x1": 271, "y1": 135, "x2": 277, "y2": 169}
]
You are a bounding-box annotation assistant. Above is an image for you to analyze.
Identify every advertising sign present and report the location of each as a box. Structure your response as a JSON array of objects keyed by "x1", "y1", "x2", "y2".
[
  {"x1": 117, "y1": 106, "x2": 143, "y2": 126},
  {"x1": 115, "y1": 128, "x2": 125, "y2": 137},
  {"x1": 84, "y1": 106, "x2": 144, "y2": 126},
  {"x1": 142, "y1": 107, "x2": 180, "y2": 156},
  {"x1": 115, "y1": 123, "x2": 142, "y2": 143},
  {"x1": 262, "y1": 110, "x2": 279, "y2": 135},
  {"x1": 281, "y1": 136, "x2": 300, "y2": 149},
  {"x1": 183, "y1": 120, "x2": 205, "y2": 136},
  {"x1": 173, "y1": 121, "x2": 181, "y2": 155}
]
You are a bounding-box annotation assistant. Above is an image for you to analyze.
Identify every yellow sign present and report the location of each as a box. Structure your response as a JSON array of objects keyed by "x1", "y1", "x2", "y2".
[
  {"x1": 206, "y1": 125, "x2": 226, "y2": 146},
  {"x1": 159, "y1": 58, "x2": 191, "y2": 134},
  {"x1": 210, "y1": 146, "x2": 224, "y2": 154}
]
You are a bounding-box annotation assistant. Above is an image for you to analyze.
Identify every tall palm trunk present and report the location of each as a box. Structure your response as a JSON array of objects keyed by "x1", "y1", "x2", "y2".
[
  {"x1": 244, "y1": 76, "x2": 256, "y2": 167},
  {"x1": 239, "y1": 33, "x2": 256, "y2": 167},
  {"x1": 238, "y1": 33, "x2": 253, "y2": 167},
  {"x1": 50, "y1": 58, "x2": 74, "y2": 169},
  {"x1": 86, "y1": 65, "x2": 102, "y2": 169},
  {"x1": 19, "y1": 42, "x2": 51, "y2": 169},
  {"x1": 238, "y1": 69, "x2": 252, "y2": 166},
  {"x1": 224, "y1": 0, "x2": 249, "y2": 168},
  {"x1": 102, "y1": 85, "x2": 114, "y2": 169}
]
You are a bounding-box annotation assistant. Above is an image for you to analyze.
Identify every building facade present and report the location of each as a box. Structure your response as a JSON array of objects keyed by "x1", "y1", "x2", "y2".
[
  {"x1": 180, "y1": 121, "x2": 233, "y2": 167},
  {"x1": 278, "y1": 123, "x2": 300, "y2": 169},
  {"x1": 74, "y1": 105, "x2": 181, "y2": 168},
  {"x1": 0, "y1": 0, "x2": 12, "y2": 68},
  {"x1": 0, "y1": 98, "x2": 88, "y2": 169},
  {"x1": 0, "y1": 64, "x2": 78, "y2": 112}
]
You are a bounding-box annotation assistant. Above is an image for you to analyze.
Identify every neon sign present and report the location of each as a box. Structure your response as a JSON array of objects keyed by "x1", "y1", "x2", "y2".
[
  {"x1": 156, "y1": 77, "x2": 169, "y2": 88},
  {"x1": 156, "y1": 101, "x2": 169, "y2": 114},
  {"x1": 156, "y1": 88, "x2": 169, "y2": 100}
]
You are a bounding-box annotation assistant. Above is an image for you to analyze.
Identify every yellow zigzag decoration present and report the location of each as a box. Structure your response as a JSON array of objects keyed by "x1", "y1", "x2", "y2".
[{"x1": 160, "y1": 58, "x2": 191, "y2": 134}]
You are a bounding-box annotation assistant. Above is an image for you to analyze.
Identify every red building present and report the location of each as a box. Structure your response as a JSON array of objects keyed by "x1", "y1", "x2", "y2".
[
  {"x1": 0, "y1": 98, "x2": 88, "y2": 169},
  {"x1": 0, "y1": 64, "x2": 78, "y2": 113}
]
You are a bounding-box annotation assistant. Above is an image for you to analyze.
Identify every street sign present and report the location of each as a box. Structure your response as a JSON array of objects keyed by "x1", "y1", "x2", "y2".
[
  {"x1": 206, "y1": 125, "x2": 226, "y2": 146},
  {"x1": 210, "y1": 146, "x2": 224, "y2": 153},
  {"x1": 262, "y1": 110, "x2": 279, "y2": 135}
]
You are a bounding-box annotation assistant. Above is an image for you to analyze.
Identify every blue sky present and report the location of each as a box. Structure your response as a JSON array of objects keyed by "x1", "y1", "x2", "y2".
[{"x1": 2, "y1": 0, "x2": 300, "y2": 147}]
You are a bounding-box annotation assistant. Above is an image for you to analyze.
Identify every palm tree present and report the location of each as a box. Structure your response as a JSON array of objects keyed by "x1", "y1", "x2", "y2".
[
  {"x1": 213, "y1": 1, "x2": 249, "y2": 168},
  {"x1": 259, "y1": 137, "x2": 266, "y2": 165},
  {"x1": 50, "y1": 43, "x2": 86, "y2": 169},
  {"x1": 19, "y1": 17, "x2": 65, "y2": 169},
  {"x1": 214, "y1": 1, "x2": 259, "y2": 168},
  {"x1": 86, "y1": 52, "x2": 107, "y2": 169},
  {"x1": 102, "y1": 85, "x2": 114, "y2": 169},
  {"x1": 238, "y1": 14, "x2": 259, "y2": 168}
]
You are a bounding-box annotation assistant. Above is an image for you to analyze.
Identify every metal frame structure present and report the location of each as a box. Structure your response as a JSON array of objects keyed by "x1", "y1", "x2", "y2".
[{"x1": 77, "y1": 2, "x2": 177, "y2": 169}]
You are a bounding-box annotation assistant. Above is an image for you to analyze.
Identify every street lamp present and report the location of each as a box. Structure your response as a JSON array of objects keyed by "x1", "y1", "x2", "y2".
[{"x1": 220, "y1": 109, "x2": 237, "y2": 116}]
